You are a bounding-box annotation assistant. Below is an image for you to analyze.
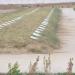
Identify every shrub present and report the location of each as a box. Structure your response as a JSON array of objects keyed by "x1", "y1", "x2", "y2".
[{"x1": 7, "y1": 62, "x2": 22, "y2": 75}]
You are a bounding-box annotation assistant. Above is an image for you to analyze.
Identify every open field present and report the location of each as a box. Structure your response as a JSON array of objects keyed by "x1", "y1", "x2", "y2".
[
  {"x1": 0, "y1": 5, "x2": 75, "y2": 74},
  {"x1": 0, "y1": 8, "x2": 75, "y2": 73},
  {"x1": 0, "y1": 8, "x2": 36, "y2": 23},
  {"x1": 0, "y1": 7, "x2": 61, "y2": 54}
]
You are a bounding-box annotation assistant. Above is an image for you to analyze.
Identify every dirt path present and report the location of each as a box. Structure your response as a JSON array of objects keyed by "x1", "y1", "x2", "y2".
[{"x1": 0, "y1": 8, "x2": 75, "y2": 73}]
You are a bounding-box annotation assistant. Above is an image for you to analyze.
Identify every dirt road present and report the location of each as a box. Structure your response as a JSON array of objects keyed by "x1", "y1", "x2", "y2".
[{"x1": 0, "y1": 8, "x2": 75, "y2": 73}]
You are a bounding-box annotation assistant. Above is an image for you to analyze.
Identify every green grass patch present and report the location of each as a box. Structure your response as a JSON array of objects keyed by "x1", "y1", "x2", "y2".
[{"x1": 41, "y1": 8, "x2": 61, "y2": 49}]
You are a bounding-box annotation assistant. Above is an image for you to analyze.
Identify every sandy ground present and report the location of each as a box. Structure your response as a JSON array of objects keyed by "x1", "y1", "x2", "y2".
[{"x1": 0, "y1": 8, "x2": 75, "y2": 73}]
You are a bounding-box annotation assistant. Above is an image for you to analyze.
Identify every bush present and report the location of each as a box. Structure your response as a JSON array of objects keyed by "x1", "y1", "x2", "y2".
[{"x1": 7, "y1": 62, "x2": 22, "y2": 75}]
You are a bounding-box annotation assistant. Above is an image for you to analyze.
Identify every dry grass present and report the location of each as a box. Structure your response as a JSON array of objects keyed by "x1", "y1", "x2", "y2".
[
  {"x1": 0, "y1": 8, "x2": 35, "y2": 23},
  {"x1": 0, "y1": 7, "x2": 51, "y2": 53},
  {"x1": 0, "y1": 8, "x2": 62, "y2": 54},
  {"x1": 43, "y1": 52, "x2": 51, "y2": 74},
  {"x1": 29, "y1": 56, "x2": 39, "y2": 75},
  {"x1": 27, "y1": 8, "x2": 61, "y2": 53}
]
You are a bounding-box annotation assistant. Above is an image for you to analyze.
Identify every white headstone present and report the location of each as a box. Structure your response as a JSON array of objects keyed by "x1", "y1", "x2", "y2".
[
  {"x1": 39, "y1": 26, "x2": 46, "y2": 29},
  {"x1": 8, "y1": 21, "x2": 13, "y2": 23},
  {"x1": 16, "y1": 16, "x2": 22, "y2": 20},
  {"x1": 11, "y1": 19, "x2": 16, "y2": 22},
  {"x1": 2, "y1": 23, "x2": 10, "y2": 26},
  {"x1": 41, "y1": 21, "x2": 48, "y2": 25},
  {"x1": 44, "y1": 18, "x2": 48, "y2": 21},
  {"x1": 36, "y1": 28, "x2": 44, "y2": 31},
  {"x1": 33, "y1": 32, "x2": 41, "y2": 37},
  {"x1": 35, "y1": 30, "x2": 41, "y2": 33},
  {"x1": 30, "y1": 36, "x2": 38, "y2": 40},
  {"x1": 39, "y1": 25, "x2": 46, "y2": 28},
  {"x1": 38, "y1": 27, "x2": 46, "y2": 29}
]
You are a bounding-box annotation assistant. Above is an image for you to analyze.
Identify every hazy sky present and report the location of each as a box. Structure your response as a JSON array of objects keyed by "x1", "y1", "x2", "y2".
[{"x1": 0, "y1": 0, "x2": 75, "y2": 4}]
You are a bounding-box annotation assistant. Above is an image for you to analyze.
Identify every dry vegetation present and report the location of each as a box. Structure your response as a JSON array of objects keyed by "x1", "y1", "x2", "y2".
[
  {"x1": 0, "y1": 7, "x2": 61, "y2": 54},
  {"x1": 0, "y1": 54, "x2": 73, "y2": 75}
]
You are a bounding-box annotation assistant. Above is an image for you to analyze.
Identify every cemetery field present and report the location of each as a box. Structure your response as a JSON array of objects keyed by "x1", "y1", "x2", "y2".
[
  {"x1": 0, "y1": 7, "x2": 61, "y2": 54},
  {"x1": 0, "y1": 7, "x2": 37, "y2": 23}
]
